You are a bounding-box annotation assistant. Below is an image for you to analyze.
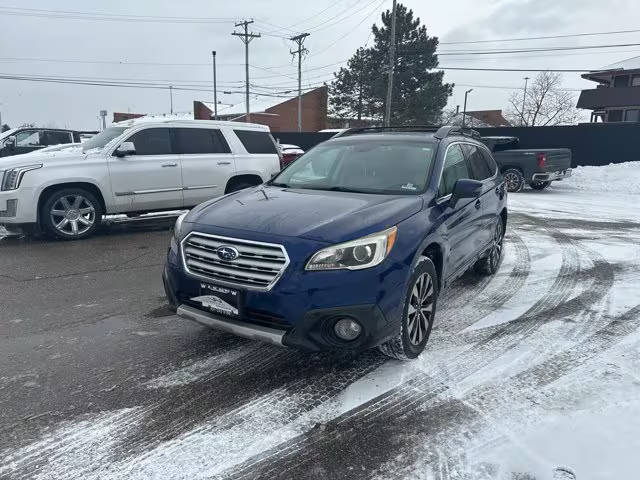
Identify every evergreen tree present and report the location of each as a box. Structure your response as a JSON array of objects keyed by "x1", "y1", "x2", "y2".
[{"x1": 330, "y1": 3, "x2": 453, "y2": 124}]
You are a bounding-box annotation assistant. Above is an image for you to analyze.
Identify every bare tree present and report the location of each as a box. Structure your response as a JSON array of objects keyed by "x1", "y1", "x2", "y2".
[{"x1": 506, "y1": 71, "x2": 580, "y2": 126}]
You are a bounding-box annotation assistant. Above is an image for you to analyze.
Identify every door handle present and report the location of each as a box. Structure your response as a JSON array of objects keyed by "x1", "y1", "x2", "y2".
[
  {"x1": 161, "y1": 162, "x2": 178, "y2": 167},
  {"x1": 475, "y1": 199, "x2": 481, "y2": 209},
  {"x1": 217, "y1": 161, "x2": 231, "y2": 165}
]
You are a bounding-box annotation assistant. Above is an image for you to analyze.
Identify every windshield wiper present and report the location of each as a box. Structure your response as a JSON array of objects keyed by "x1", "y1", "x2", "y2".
[
  {"x1": 270, "y1": 182, "x2": 290, "y2": 188},
  {"x1": 325, "y1": 186, "x2": 372, "y2": 193}
]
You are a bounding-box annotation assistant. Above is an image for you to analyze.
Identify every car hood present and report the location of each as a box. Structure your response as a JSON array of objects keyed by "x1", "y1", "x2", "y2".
[
  {"x1": 188, "y1": 186, "x2": 423, "y2": 244},
  {"x1": 0, "y1": 146, "x2": 88, "y2": 168}
]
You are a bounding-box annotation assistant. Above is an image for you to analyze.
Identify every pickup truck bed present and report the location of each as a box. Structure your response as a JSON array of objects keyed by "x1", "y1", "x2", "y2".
[{"x1": 482, "y1": 136, "x2": 572, "y2": 192}]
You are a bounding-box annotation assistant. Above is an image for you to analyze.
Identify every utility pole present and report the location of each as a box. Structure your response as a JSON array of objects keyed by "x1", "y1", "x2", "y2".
[
  {"x1": 384, "y1": 0, "x2": 397, "y2": 127},
  {"x1": 99, "y1": 110, "x2": 107, "y2": 130},
  {"x1": 169, "y1": 85, "x2": 174, "y2": 114},
  {"x1": 212, "y1": 51, "x2": 218, "y2": 120},
  {"x1": 521, "y1": 76, "x2": 530, "y2": 126},
  {"x1": 232, "y1": 20, "x2": 261, "y2": 123},
  {"x1": 289, "y1": 32, "x2": 310, "y2": 132},
  {"x1": 462, "y1": 89, "x2": 473, "y2": 128},
  {"x1": 357, "y1": 49, "x2": 364, "y2": 121}
]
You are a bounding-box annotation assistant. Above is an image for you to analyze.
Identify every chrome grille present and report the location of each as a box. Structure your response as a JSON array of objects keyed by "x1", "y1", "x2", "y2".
[{"x1": 182, "y1": 232, "x2": 289, "y2": 290}]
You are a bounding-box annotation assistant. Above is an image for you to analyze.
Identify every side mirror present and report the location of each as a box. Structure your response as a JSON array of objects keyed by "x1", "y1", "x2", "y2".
[
  {"x1": 450, "y1": 179, "x2": 483, "y2": 206},
  {"x1": 5, "y1": 136, "x2": 16, "y2": 150},
  {"x1": 114, "y1": 141, "x2": 136, "y2": 157}
]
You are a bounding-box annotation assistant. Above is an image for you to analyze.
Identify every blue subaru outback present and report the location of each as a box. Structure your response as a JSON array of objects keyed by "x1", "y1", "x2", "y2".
[{"x1": 163, "y1": 126, "x2": 507, "y2": 359}]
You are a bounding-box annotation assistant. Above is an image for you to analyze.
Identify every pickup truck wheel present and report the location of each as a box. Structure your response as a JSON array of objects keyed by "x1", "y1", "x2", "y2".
[
  {"x1": 503, "y1": 168, "x2": 525, "y2": 192},
  {"x1": 530, "y1": 181, "x2": 551, "y2": 190},
  {"x1": 40, "y1": 188, "x2": 103, "y2": 240},
  {"x1": 475, "y1": 218, "x2": 504, "y2": 275},
  {"x1": 379, "y1": 257, "x2": 438, "y2": 360}
]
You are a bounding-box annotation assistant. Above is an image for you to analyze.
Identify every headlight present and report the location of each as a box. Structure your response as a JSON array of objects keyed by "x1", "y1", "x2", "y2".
[
  {"x1": 1, "y1": 164, "x2": 42, "y2": 191},
  {"x1": 173, "y1": 212, "x2": 188, "y2": 242},
  {"x1": 306, "y1": 226, "x2": 398, "y2": 271}
]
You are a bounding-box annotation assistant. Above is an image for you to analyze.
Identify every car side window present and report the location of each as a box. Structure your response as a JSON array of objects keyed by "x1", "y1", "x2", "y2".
[
  {"x1": 15, "y1": 130, "x2": 42, "y2": 147},
  {"x1": 438, "y1": 144, "x2": 470, "y2": 197},
  {"x1": 480, "y1": 148, "x2": 498, "y2": 177},
  {"x1": 463, "y1": 144, "x2": 492, "y2": 181},
  {"x1": 233, "y1": 130, "x2": 278, "y2": 154},
  {"x1": 42, "y1": 130, "x2": 73, "y2": 146},
  {"x1": 125, "y1": 128, "x2": 173, "y2": 155},
  {"x1": 175, "y1": 128, "x2": 231, "y2": 154}
]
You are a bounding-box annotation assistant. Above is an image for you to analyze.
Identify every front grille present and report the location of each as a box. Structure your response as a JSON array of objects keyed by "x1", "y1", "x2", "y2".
[{"x1": 182, "y1": 232, "x2": 289, "y2": 290}]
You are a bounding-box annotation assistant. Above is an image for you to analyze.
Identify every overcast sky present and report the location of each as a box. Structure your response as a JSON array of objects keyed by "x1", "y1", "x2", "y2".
[{"x1": 1, "y1": 0, "x2": 639, "y2": 130}]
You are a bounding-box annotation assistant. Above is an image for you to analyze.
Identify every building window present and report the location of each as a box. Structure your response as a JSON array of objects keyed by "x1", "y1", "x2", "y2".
[
  {"x1": 614, "y1": 75, "x2": 630, "y2": 87},
  {"x1": 608, "y1": 110, "x2": 623, "y2": 122},
  {"x1": 632, "y1": 75, "x2": 640, "y2": 87},
  {"x1": 624, "y1": 109, "x2": 640, "y2": 122}
]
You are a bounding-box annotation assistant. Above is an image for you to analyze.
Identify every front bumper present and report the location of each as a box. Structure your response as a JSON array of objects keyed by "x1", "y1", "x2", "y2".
[
  {"x1": 532, "y1": 168, "x2": 572, "y2": 182},
  {"x1": 0, "y1": 187, "x2": 38, "y2": 225},
  {"x1": 162, "y1": 229, "x2": 409, "y2": 352}
]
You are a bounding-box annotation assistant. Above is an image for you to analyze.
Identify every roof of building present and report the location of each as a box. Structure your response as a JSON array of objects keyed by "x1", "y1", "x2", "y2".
[{"x1": 597, "y1": 55, "x2": 640, "y2": 72}]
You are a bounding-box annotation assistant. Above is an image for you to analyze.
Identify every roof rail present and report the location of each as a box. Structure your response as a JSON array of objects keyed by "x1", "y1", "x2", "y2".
[
  {"x1": 434, "y1": 126, "x2": 481, "y2": 140},
  {"x1": 333, "y1": 124, "x2": 481, "y2": 140},
  {"x1": 334, "y1": 125, "x2": 439, "y2": 138}
]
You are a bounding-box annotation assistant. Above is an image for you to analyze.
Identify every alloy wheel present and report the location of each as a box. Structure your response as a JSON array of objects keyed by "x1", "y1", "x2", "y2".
[
  {"x1": 504, "y1": 172, "x2": 521, "y2": 192},
  {"x1": 49, "y1": 194, "x2": 96, "y2": 237},
  {"x1": 407, "y1": 272, "x2": 434, "y2": 346},
  {"x1": 489, "y1": 220, "x2": 504, "y2": 271}
]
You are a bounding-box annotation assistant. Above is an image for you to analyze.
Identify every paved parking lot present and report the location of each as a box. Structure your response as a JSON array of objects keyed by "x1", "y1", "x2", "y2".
[{"x1": 2, "y1": 190, "x2": 640, "y2": 479}]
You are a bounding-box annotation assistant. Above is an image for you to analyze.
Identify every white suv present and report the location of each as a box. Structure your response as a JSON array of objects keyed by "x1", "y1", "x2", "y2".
[{"x1": 0, "y1": 118, "x2": 281, "y2": 240}]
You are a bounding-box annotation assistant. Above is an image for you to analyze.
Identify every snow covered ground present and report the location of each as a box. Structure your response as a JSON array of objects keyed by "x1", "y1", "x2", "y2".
[{"x1": 1, "y1": 162, "x2": 640, "y2": 479}]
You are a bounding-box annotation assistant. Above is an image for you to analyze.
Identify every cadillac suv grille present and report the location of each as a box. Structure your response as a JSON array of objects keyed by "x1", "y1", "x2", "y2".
[{"x1": 182, "y1": 232, "x2": 289, "y2": 290}]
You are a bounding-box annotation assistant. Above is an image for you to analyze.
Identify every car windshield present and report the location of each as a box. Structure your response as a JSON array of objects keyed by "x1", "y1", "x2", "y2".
[
  {"x1": 82, "y1": 126, "x2": 128, "y2": 151},
  {"x1": 271, "y1": 139, "x2": 436, "y2": 194}
]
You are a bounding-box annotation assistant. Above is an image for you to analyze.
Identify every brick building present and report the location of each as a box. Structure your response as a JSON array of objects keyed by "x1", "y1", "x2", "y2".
[{"x1": 194, "y1": 86, "x2": 328, "y2": 132}]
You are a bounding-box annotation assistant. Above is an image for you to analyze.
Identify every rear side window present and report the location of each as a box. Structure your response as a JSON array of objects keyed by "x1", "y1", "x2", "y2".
[
  {"x1": 126, "y1": 128, "x2": 173, "y2": 155},
  {"x1": 234, "y1": 130, "x2": 277, "y2": 154},
  {"x1": 481, "y1": 149, "x2": 498, "y2": 176},
  {"x1": 175, "y1": 128, "x2": 230, "y2": 154},
  {"x1": 438, "y1": 144, "x2": 470, "y2": 197},
  {"x1": 463, "y1": 144, "x2": 492, "y2": 181},
  {"x1": 43, "y1": 131, "x2": 73, "y2": 146}
]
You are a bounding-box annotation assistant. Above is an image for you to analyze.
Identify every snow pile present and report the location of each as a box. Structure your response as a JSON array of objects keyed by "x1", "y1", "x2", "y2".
[{"x1": 556, "y1": 161, "x2": 640, "y2": 194}]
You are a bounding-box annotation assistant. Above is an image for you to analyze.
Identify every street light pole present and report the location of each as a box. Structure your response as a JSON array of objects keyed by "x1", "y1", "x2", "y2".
[
  {"x1": 212, "y1": 51, "x2": 218, "y2": 120},
  {"x1": 521, "y1": 76, "x2": 530, "y2": 126},
  {"x1": 169, "y1": 85, "x2": 174, "y2": 114},
  {"x1": 462, "y1": 88, "x2": 473, "y2": 128}
]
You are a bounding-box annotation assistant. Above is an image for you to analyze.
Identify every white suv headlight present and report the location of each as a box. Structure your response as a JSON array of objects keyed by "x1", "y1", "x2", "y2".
[
  {"x1": 306, "y1": 226, "x2": 398, "y2": 271},
  {"x1": 1, "y1": 164, "x2": 43, "y2": 191}
]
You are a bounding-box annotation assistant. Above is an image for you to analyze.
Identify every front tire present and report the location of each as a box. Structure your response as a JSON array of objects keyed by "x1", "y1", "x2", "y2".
[
  {"x1": 502, "y1": 168, "x2": 525, "y2": 192},
  {"x1": 379, "y1": 257, "x2": 438, "y2": 360},
  {"x1": 40, "y1": 188, "x2": 103, "y2": 240},
  {"x1": 530, "y1": 180, "x2": 551, "y2": 190}
]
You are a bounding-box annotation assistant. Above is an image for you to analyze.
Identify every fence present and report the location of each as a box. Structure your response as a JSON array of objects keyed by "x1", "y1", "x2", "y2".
[{"x1": 276, "y1": 123, "x2": 640, "y2": 167}]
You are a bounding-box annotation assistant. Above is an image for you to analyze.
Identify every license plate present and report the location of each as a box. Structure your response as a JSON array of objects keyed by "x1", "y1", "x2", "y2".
[{"x1": 191, "y1": 282, "x2": 241, "y2": 318}]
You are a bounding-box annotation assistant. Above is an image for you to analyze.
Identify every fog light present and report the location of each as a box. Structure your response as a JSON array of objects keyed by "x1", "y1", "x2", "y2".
[{"x1": 333, "y1": 318, "x2": 362, "y2": 341}]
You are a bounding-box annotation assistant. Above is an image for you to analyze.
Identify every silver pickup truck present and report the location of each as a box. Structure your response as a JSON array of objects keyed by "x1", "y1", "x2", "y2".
[{"x1": 481, "y1": 136, "x2": 572, "y2": 192}]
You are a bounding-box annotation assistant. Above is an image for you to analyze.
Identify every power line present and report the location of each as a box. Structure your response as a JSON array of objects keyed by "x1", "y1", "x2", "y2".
[
  {"x1": 436, "y1": 42, "x2": 640, "y2": 56},
  {"x1": 256, "y1": 0, "x2": 346, "y2": 35},
  {"x1": 440, "y1": 28, "x2": 640, "y2": 45},
  {"x1": 0, "y1": 6, "x2": 235, "y2": 23}
]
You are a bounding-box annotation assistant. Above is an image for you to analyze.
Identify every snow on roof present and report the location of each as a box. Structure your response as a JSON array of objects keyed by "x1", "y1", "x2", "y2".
[
  {"x1": 0, "y1": 128, "x2": 19, "y2": 141},
  {"x1": 596, "y1": 55, "x2": 640, "y2": 72},
  {"x1": 113, "y1": 116, "x2": 270, "y2": 131}
]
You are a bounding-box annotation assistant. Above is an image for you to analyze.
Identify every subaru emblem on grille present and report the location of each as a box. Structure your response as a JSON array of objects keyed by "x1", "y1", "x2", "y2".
[{"x1": 216, "y1": 245, "x2": 239, "y2": 261}]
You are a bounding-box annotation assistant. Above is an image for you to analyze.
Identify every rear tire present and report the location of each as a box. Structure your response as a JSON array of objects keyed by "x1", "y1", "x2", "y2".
[
  {"x1": 40, "y1": 188, "x2": 103, "y2": 240},
  {"x1": 530, "y1": 181, "x2": 551, "y2": 190},
  {"x1": 379, "y1": 257, "x2": 438, "y2": 360},
  {"x1": 502, "y1": 168, "x2": 525, "y2": 192},
  {"x1": 474, "y1": 218, "x2": 505, "y2": 275}
]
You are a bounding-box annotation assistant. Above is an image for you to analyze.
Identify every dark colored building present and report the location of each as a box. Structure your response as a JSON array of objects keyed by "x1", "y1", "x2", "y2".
[
  {"x1": 113, "y1": 112, "x2": 145, "y2": 123},
  {"x1": 577, "y1": 56, "x2": 640, "y2": 122},
  {"x1": 194, "y1": 86, "x2": 328, "y2": 132}
]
